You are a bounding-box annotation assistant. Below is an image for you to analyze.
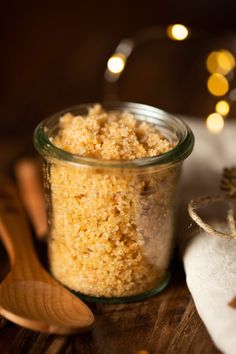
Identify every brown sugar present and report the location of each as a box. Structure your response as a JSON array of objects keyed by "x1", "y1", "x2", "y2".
[
  {"x1": 52, "y1": 104, "x2": 171, "y2": 160},
  {"x1": 48, "y1": 104, "x2": 179, "y2": 297}
]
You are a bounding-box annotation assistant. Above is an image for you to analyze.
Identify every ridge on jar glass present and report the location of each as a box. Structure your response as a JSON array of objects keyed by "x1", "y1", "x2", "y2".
[{"x1": 34, "y1": 102, "x2": 194, "y2": 304}]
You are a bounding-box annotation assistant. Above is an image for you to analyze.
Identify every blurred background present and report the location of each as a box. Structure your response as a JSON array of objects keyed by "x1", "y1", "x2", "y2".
[{"x1": 1, "y1": 0, "x2": 236, "y2": 140}]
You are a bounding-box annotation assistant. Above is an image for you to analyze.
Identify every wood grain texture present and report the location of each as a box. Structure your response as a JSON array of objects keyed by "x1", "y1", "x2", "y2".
[
  {"x1": 0, "y1": 264, "x2": 220, "y2": 354},
  {"x1": 0, "y1": 177, "x2": 94, "y2": 334}
]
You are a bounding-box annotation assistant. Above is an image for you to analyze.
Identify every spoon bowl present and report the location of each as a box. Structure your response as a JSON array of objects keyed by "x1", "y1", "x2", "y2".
[{"x1": 0, "y1": 280, "x2": 94, "y2": 334}]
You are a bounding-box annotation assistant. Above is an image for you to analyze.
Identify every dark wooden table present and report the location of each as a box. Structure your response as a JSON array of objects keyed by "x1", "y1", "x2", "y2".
[{"x1": 0, "y1": 138, "x2": 221, "y2": 354}]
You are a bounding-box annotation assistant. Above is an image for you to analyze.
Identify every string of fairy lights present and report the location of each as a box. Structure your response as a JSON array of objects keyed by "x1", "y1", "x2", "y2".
[
  {"x1": 104, "y1": 24, "x2": 235, "y2": 134},
  {"x1": 206, "y1": 50, "x2": 235, "y2": 133}
]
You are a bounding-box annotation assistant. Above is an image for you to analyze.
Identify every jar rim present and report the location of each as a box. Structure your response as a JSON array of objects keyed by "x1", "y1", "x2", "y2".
[{"x1": 33, "y1": 102, "x2": 194, "y2": 169}]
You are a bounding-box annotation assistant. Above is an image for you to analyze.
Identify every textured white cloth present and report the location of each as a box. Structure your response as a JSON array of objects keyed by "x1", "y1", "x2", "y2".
[{"x1": 180, "y1": 118, "x2": 236, "y2": 354}]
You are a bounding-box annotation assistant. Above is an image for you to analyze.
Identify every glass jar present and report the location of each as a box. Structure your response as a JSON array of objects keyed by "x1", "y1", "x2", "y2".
[{"x1": 34, "y1": 102, "x2": 194, "y2": 303}]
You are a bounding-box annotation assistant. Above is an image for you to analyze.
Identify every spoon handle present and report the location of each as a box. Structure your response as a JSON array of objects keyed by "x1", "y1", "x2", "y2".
[
  {"x1": 14, "y1": 158, "x2": 48, "y2": 240},
  {"x1": 0, "y1": 176, "x2": 40, "y2": 271}
]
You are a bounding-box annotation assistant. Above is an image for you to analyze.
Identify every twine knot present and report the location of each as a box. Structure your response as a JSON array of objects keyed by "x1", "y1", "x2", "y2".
[{"x1": 188, "y1": 166, "x2": 236, "y2": 239}]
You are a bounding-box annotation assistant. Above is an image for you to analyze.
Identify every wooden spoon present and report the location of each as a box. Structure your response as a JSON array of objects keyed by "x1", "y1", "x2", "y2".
[{"x1": 0, "y1": 176, "x2": 94, "y2": 334}]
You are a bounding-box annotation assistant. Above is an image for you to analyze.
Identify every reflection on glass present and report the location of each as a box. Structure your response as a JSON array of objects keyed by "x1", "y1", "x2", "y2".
[
  {"x1": 166, "y1": 24, "x2": 189, "y2": 41},
  {"x1": 207, "y1": 73, "x2": 229, "y2": 96},
  {"x1": 206, "y1": 113, "x2": 224, "y2": 133}
]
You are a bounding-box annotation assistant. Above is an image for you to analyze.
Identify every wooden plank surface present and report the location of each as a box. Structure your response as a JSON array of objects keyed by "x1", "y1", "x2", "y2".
[{"x1": 0, "y1": 259, "x2": 220, "y2": 354}]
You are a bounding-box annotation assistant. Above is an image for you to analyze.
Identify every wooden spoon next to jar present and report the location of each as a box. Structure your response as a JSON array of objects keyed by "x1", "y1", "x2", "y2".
[{"x1": 0, "y1": 176, "x2": 94, "y2": 334}]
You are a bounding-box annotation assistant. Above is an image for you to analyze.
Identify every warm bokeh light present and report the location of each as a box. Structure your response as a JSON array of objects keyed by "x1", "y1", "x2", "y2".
[
  {"x1": 206, "y1": 113, "x2": 224, "y2": 134},
  {"x1": 206, "y1": 50, "x2": 235, "y2": 75},
  {"x1": 218, "y1": 50, "x2": 235, "y2": 75},
  {"x1": 206, "y1": 51, "x2": 218, "y2": 74},
  {"x1": 107, "y1": 53, "x2": 126, "y2": 74},
  {"x1": 167, "y1": 24, "x2": 189, "y2": 41},
  {"x1": 207, "y1": 73, "x2": 229, "y2": 96},
  {"x1": 215, "y1": 100, "x2": 230, "y2": 116}
]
